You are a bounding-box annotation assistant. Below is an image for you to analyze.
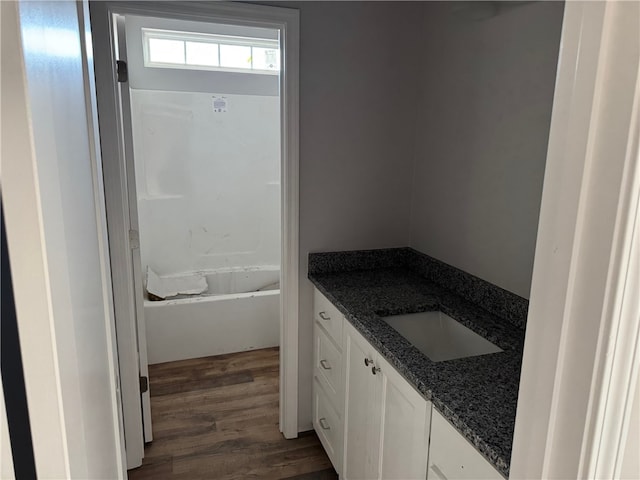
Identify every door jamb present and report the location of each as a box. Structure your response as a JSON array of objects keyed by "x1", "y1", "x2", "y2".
[
  {"x1": 89, "y1": 2, "x2": 145, "y2": 468},
  {"x1": 510, "y1": 2, "x2": 640, "y2": 477}
]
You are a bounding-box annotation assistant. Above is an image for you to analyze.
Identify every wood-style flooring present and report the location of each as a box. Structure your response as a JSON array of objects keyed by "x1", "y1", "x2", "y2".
[{"x1": 128, "y1": 347, "x2": 337, "y2": 480}]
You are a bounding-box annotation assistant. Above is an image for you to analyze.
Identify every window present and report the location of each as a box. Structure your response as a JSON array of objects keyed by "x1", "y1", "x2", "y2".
[{"x1": 142, "y1": 28, "x2": 280, "y2": 74}]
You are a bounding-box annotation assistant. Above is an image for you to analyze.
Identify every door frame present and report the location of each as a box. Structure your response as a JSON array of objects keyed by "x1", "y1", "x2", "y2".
[
  {"x1": 90, "y1": 0, "x2": 300, "y2": 469},
  {"x1": 510, "y1": 1, "x2": 640, "y2": 478},
  {"x1": 3, "y1": 0, "x2": 127, "y2": 477}
]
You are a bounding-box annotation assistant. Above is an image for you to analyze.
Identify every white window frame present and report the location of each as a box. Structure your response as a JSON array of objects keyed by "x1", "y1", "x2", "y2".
[{"x1": 141, "y1": 27, "x2": 280, "y2": 75}]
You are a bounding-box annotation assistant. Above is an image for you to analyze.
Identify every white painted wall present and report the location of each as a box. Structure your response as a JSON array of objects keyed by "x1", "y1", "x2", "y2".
[
  {"x1": 1, "y1": 0, "x2": 124, "y2": 477},
  {"x1": 409, "y1": 1, "x2": 564, "y2": 298},
  {"x1": 277, "y1": 0, "x2": 563, "y2": 427},
  {"x1": 269, "y1": 1, "x2": 425, "y2": 429},
  {"x1": 130, "y1": 90, "x2": 281, "y2": 276}
]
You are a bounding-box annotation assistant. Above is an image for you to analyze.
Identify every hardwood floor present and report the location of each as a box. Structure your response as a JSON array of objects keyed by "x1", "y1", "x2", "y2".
[{"x1": 128, "y1": 347, "x2": 337, "y2": 480}]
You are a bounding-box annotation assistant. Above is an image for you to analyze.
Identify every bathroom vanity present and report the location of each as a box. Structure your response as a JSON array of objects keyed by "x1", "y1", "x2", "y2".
[{"x1": 308, "y1": 248, "x2": 528, "y2": 479}]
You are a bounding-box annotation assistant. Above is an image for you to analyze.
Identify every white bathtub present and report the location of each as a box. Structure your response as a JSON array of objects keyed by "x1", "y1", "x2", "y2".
[{"x1": 144, "y1": 266, "x2": 280, "y2": 364}]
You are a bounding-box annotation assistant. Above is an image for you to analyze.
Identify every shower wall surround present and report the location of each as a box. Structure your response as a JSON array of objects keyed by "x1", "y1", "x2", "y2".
[
  {"x1": 130, "y1": 89, "x2": 280, "y2": 276},
  {"x1": 125, "y1": 14, "x2": 281, "y2": 278}
]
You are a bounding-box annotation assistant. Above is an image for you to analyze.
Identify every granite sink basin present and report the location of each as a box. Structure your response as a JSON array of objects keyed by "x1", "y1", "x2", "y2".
[{"x1": 381, "y1": 311, "x2": 503, "y2": 362}]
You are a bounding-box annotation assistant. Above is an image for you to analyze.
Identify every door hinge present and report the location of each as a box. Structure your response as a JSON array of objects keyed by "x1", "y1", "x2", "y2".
[
  {"x1": 116, "y1": 60, "x2": 128, "y2": 83},
  {"x1": 129, "y1": 229, "x2": 140, "y2": 250},
  {"x1": 140, "y1": 376, "x2": 148, "y2": 393}
]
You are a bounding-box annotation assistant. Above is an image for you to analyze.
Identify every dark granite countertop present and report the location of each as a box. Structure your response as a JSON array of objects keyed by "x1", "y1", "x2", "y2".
[{"x1": 308, "y1": 255, "x2": 526, "y2": 478}]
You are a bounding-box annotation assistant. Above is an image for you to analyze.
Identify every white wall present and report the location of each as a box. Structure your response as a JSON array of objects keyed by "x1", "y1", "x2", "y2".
[
  {"x1": 131, "y1": 90, "x2": 281, "y2": 275},
  {"x1": 279, "y1": 0, "x2": 562, "y2": 427},
  {"x1": 268, "y1": 1, "x2": 425, "y2": 429},
  {"x1": 409, "y1": 1, "x2": 564, "y2": 298},
  {"x1": 1, "y1": 0, "x2": 124, "y2": 477},
  {"x1": 125, "y1": 16, "x2": 281, "y2": 277}
]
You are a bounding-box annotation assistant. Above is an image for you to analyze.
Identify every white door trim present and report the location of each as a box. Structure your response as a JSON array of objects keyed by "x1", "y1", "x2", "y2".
[
  {"x1": 510, "y1": 1, "x2": 640, "y2": 478},
  {"x1": 1, "y1": 3, "x2": 70, "y2": 475},
  {"x1": 90, "y1": 2, "x2": 300, "y2": 466},
  {"x1": 89, "y1": 3, "x2": 146, "y2": 468},
  {"x1": 112, "y1": 13, "x2": 154, "y2": 444},
  {"x1": 3, "y1": 0, "x2": 126, "y2": 477}
]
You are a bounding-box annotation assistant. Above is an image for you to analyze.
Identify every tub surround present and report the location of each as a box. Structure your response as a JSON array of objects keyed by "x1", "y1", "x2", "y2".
[
  {"x1": 308, "y1": 248, "x2": 528, "y2": 477},
  {"x1": 145, "y1": 267, "x2": 280, "y2": 364}
]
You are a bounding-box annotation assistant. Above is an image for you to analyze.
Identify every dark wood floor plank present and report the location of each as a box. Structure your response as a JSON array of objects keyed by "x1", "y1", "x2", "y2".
[
  {"x1": 151, "y1": 370, "x2": 254, "y2": 396},
  {"x1": 149, "y1": 377, "x2": 278, "y2": 419},
  {"x1": 128, "y1": 347, "x2": 335, "y2": 480},
  {"x1": 149, "y1": 347, "x2": 279, "y2": 378},
  {"x1": 280, "y1": 467, "x2": 339, "y2": 480},
  {"x1": 173, "y1": 443, "x2": 332, "y2": 480}
]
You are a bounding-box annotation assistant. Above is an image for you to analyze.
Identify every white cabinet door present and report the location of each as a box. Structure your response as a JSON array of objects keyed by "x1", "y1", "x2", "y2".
[
  {"x1": 428, "y1": 409, "x2": 504, "y2": 480},
  {"x1": 314, "y1": 288, "x2": 344, "y2": 346},
  {"x1": 343, "y1": 323, "x2": 382, "y2": 480},
  {"x1": 313, "y1": 379, "x2": 343, "y2": 472},
  {"x1": 313, "y1": 289, "x2": 345, "y2": 475},
  {"x1": 378, "y1": 352, "x2": 431, "y2": 480},
  {"x1": 314, "y1": 323, "x2": 343, "y2": 409}
]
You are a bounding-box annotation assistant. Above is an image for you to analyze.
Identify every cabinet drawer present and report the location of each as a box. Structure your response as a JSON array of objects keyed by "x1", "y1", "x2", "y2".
[
  {"x1": 428, "y1": 409, "x2": 503, "y2": 480},
  {"x1": 313, "y1": 289, "x2": 343, "y2": 346},
  {"x1": 313, "y1": 379, "x2": 343, "y2": 474},
  {"x1": 314, "y1": 324, "x2": 343, "y2": 412}
]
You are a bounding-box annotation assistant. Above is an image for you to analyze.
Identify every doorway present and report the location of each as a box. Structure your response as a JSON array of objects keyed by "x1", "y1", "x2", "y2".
[{"x1": 90, "y1": 1, "x2": 300, "y2": 470}]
